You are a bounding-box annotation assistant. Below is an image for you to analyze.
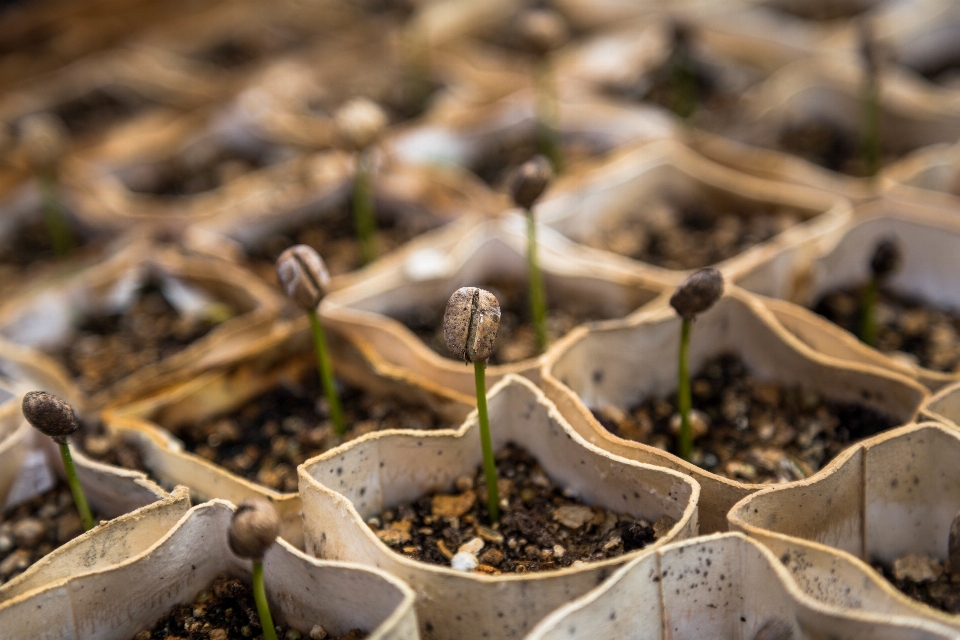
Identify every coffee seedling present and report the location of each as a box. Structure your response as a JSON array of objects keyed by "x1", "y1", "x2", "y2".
[
  {"x1": 517, "y1": 8, "x2": 569, "y2": 173},
  {"x1": 510, "y1": 155, "x2": 554, "y2": 353},
  {"x1": 859, "y1": 19, "x2": 882, "y2": 178},
  {"x1": 669, "y1": 268, "x2": 724, "y2": 461},
  {"x1": 277, "y1": 245, "x2": 345, "y2": 435},
  {"x1": 444, "y1": 287, "x2": 502, "y2": 522},
  {"x1": 668, "y1": 20, "x2": 698, "y2": 120},
  {"x1": 21, "y1": 113, "x2": 73, "y2": 256},
  {"x1": 859, "y1": 237, "x2": 901, "y2": 346},
  {"x1": 335, "y1": 97, "x2": 388, "y2": 265},
  {"x1": 21, "y1": 391, "x2": 94, "y2": 531},
  {"x1": 229, "y1": 498, "x2": 281, "y2": 640}
]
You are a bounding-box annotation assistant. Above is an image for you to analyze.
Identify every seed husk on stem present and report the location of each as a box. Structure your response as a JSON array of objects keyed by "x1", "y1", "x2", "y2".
[{"x1": 229, "y1": 498, "x2": 281, "y2": 640}]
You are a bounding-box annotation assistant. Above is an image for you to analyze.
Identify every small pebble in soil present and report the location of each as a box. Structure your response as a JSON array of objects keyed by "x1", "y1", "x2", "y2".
[
  {"x1": 178, "y1": 373, "x2": 455, "y2": 492},
  {"x1": 592, "y1": 353, "x2": 898, "y2": 484},
  {"x1": 0, "y1": 483, "x2": 104, "y2": 585},
  {"x1": 45, "y1": 279, "x2": 232, "y2": 396},
  {"x1": 580, "y1": 199, "x2": 802, "y2": 271},
  {"x1": 875, "y1": 553, "x2": 960, "y2": 614},
  {"x1": 365, "y1": 443, "x2": 674, "y2": 573},
  {"x1": 814, "y1": 285, "x2": 960, "y2": 373},
  {"x1": 249, "y1": 203, "x2": 444, "y2": 282},
  {"x1": 391, "y1": 277, "x2": 621, "y2": 365},
  {"x1": 130, "y1": 573, "x2": 367, "y2": 640}
]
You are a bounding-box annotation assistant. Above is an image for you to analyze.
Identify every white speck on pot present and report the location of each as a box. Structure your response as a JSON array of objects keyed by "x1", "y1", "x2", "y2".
[{"x1": 310, "y1": 624, "x2": 328, "y2": 640}]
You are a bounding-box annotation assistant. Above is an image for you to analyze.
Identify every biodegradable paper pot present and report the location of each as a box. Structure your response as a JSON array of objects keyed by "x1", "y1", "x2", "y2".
[
  {"x1": 883, "y1": 142, "x2": 960, "y2": 211},
  {"x1": 320, "y1": 217, "x2": 669, "y2": 404},
  {"x1": 0, "y1": 486, "x2": 190, "y2": 603},
  {"x1": 100, "y1": 326, "x2": 472, "y2": 549},
  {"x1": 540, "y1": 286, "x2": 928, "y2": 533},
  {"x1": 0, "y1": 500, "x2": 422, "y2": 640},
  {"x1": 66, "y1": 106, "x2": 320, "y2": 231},
  {"x1": 0, "y1": 242, "x2": 282, "y2": 411},
  {"x1": 0, "y1": 394, "x2": 32, "y2": 509},
  {"x1": 527, "y1": 531, "x2": 957, "y2": 640},
  {"x1": 298, "y1": 375, "x2": 700, "y2": 640},
  {"x1": 729, "y1": 422, "x2": 960, "y2": 632},
  {"x1": 536, "y1": 139, "x2": 850, "y2": 291},
  {"x1": 185, "y1": 155, "x2": 498, "y2": 291},
  {"x1": 383, "y1": 86, "x2": 676, "y2": 184},
  {"x1": 688, "y1": 57, "x2": 960, "y2": 201},
  {"x1": 745, "y1": 197, "x2": 960, "y2": 391}
]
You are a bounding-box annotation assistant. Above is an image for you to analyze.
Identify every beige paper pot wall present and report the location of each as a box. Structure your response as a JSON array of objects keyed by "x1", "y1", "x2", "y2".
[
  {"x1": 540, "y1": 286, "x2": 927, "y2": 533},
  {"x1": 298, "y1": 375, "x2": 700, "y2": 640},
  {"x1": 729, "y1": 422, "x2": 960, "y2": 632},
  {"x1": 688, "y1": 57, "x2": 960, "y2": 201},
  {"x1": 0, "y1": 394, "x2": 33, "y2": 509},
  {"x1": 0, "y1": 241, "x2": 282, "y2": 411},
  {"x1": 535, "y1": 139, "x2": 850, "y2": 292},
  {"x1": 320, "y1": 216, "x2": 668, "y2": 404},
  {"x1": 0, "y1": 500, "x2": 422, "y2": 639},
  {"x1": 527, "y1": 531, "x2": 957, "y2": 640},
  {"x1": 883, "y1": 142, "x2": 960, "y2": 211},
  {"x1": 743, "y1": 197, "x2": 960, "y2": 391},
  {"x1": 99, "y1": 325, "x2": 471, "y2": 548}
]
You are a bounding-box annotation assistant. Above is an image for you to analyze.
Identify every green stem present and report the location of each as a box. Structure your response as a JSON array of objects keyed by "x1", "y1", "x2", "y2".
[
  {"x1": 59, "y1": 442, "x2": 94, "y2": 531},
  {"x1": 670, "y1": 48, "x2": 697, "y2": 120},
  {"x1": 859, "y1": 277, "x2": 879, "y2": 346},
  {"x1": 474, "y1": 360, "x2": 499, "y2": 524},
  {"x1": 309, "y1": 310, "x2": 346, "y2": 436},
  {"x1": 39, "y1": 169, "x2": 73, "y2": 257},
  {"x1": 535, "y1": 60, "x2": 563, "y2": 174},
  {"x1": 861, "y1": 75, "x2": 881, "y2": 178},
  {"x1": 677, "y1": 318, "x2": 693, "y2": 462},
  {"x1": 526, "y1": 210, "x2": 548, "y2": 354},
  {"x1": 352, "y1": 152, "x2": 378, "y2": 265},
  {"x1": 252, "y1": 561, "x2": 278, "y2": 640}
]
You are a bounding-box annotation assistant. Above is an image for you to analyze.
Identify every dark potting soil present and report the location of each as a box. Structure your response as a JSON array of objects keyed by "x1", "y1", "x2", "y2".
[
  {"x1": 124, "y1": 146, "x2": 289, "y2": 197},
  {"x1": 875, "y1": 554, "x2": 960, "y2": 614},
  {"x1": 777, "y1": 121, "x2": 905, "y2": 177},
  {"x1": 0, "y1": 482, "x2": 104, "y2": 585},
  {"x1": 770, "y1": 0, "x2": 871, "y2": 21},
  {"x1": 390, "y1": 277, "x2": 616, "y2": 365},
  {"x1": 0, "y1": 214, "x2": 90, "y2": 271},
  {"x1": 74, "y1": 417, "x2": 148, "y2": 472},
  {"x1": 191, "y1": 31, "x2": 308, "y2": 71},
  {"x1": 178, "y1": 372, "x2": 455, "y2": 493},
  {"x1": 913, "y1": 55, "x2": 960, "y2": 88},
  {"x1": 814, "y1": 285, "x2": 960, "y2": 373},
  {"x1": 44, "y1": 281, "x2": 231, "y2": 396},
  {"x1": 248, "y1": 201, "x2": 445, "y2": 281},
  {"x1": 365, "y1": 443, "x2": 674, "y2": 574},
  {"x1": 592, "y1": 353, "x2": 898, "y2": 483},
  {"x1": 580, "y1": 198, "x2": 802, "y2": 271},
  {"x1": 472, "y1": 134, "x2": 595, "y2": 190},
  {"x1": 48, "y1": 86, "x2": 155, "y2": 138},
  {"x1": 131, "y1": 573, "x2": 367, "y2": 640}
]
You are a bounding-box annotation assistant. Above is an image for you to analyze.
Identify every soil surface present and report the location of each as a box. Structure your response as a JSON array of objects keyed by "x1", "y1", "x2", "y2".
[
  {"x1": 913, "y1": 56, "x2": 960, "y2": 89},
  {"x1": 875, "y1": 554, "x2": 960, "y2": 614},
  {"x1": 0, "y1": 482, "x2": 104, "y2": 585},
  {"x1": 132, "y1": 573, "x2": 367, "y2": 640},
  {"x1": 770, "y1": 1, "x2": 871, "y2": 21},
  {"x1": 49, "y1": 86, "x2": 154, "y2": 137},
  {"x1": 123, "y1": 146, "x2": 289, "y2": 197},
  {"x1": 592, "y1": 353, "x2": 898, "y2": 483},
  {"x1": 45, "y1": 280, "x2": 231, "y2": 396},
  {"x1": 74, "y1": 417, "x2": 148, "y2": 472},
  {"x1": 248, "y1": 201, "x2": 445, "y2": 281},
  {"x1": 814, "y1": 285, "x2": 960, "y2": 373},
  {"x1": 580, "y1": 198, "x2": 802, "y2": 271},
  {"x1": 777, "y1": 121, "x2": 905, "y2": 177},
  {"x1": 0, "y1": 214, "x2": 90, "y2": 275},
  {"x1": 391, "y1": 277, "x2": 619, "y2": 365},
  {"x1": 366, "y1": 443, "x2": 673, "y2": 574},
  {"x1": 179, "y1": 372, "x2": 455, "y2": 493},
  {"x1": 472, "y1": 134, "x2": 595, "y2": 190}
]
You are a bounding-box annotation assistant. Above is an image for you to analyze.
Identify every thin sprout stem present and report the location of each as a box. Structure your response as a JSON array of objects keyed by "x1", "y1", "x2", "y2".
[
  {"x1": 861, "y1": 75, "x2": 881, "y2": 178},
  {"x1": 526, "y1": 210, "x2": 548, "y2": 353},
  {"x1": 474, "y1": 360, "x2": 499, "y2": 523},
  {"x1": 859, "y1": 277, "x2": 880, "y2": 346},
  {"x1": 252, "y1": 561, "x2": 278, "y2": 640},
  {"x1": 59, "y1": 442, "x2": 94, "y2": 531},
  {"x1": 535, "y1": 60, "x2": 563, "y2": 174},
  {"x1": 309, "y1": 310, "x2": 346, "y2": 435},
  {"x1": 39, "y1": 169, "x2": 73, "y2": 257},
  {"x1": 352, "y1": 152, "x2": 378, "y2": 265},
  {"x1": 670, "y1": 47, "x2": 697, "y2": 120},
  {"x1": 677, "y1": 318, "x2": 693, "y2": 462}
]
